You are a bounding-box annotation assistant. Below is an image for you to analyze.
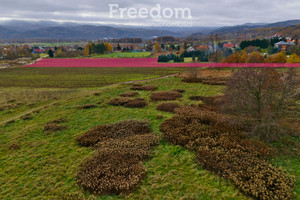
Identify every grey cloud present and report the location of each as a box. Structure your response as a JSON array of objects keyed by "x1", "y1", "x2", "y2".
[{"x1": 0, "y1": 0, "x2": 299, "y2": 26}]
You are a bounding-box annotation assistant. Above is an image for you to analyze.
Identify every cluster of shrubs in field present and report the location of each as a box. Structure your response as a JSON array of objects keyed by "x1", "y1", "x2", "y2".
[
  {"x1": 159, "y1": 106, "x2": 295, "y2": 200},
  {"x1": 76, "y1": 120, "x2": 159, "y2": 195}
]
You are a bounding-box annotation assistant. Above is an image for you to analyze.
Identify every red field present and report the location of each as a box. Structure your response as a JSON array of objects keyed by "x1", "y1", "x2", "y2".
[{"x1": 23, "y1": 58, "x2": 300, "y2": 68}]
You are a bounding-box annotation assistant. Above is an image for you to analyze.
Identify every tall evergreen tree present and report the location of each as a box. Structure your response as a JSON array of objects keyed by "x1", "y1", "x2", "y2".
[{"x1": 48, "y1": 49, "x2": 54, "y2": 58}]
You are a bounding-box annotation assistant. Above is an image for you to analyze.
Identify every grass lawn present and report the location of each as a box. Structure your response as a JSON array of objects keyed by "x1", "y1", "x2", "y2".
[{"x1": 0, "y1": 70, "x2": 298, "y2": 199}]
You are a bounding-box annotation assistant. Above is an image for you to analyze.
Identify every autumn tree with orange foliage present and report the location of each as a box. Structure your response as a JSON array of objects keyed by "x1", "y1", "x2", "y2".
[
  {"x1": 104, "y1": 42, "x2": 113, "y2": 52},
  {"x1": 154, "y1": 42, "x2": 162, "y2": 52},
  {"x1": 246, "y1": 52, "x2": 265, "y2": 63},
  {"x1": 222, "y1": 50, "x2": 248, "y2": 63},
  {"x1": 273, "y1": 52, "x2": 287, "y2": 63},
  {"x1": 84, "y1": 42, "x2": 93, "y2": 56}
]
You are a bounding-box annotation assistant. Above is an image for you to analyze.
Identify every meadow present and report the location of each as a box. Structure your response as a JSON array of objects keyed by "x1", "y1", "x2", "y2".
[
  {"x1": 0, "y1": 67, "x2": 184, "y2": 88},
  {"x1": 0, "y1": 67, "x2": 299, "y2": 199}
]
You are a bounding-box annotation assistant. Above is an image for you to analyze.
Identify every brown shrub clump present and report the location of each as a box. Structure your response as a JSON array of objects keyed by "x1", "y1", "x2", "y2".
[
  {"x1": 119, "y1": 92, "x2": 139, "y2": 97},
  {"x1": 182, "y1": 77, "x2": 202, "y2": 83},
  {"x1": 182, "y1": 77, "x2": 227, "y2": 85},
  {"x1": 156, "y1": 102, "x2": 181, "y2": 113},
  {"x1": 94, "y1": 134, "x2": 159, "y2": 160},
  {"x1": 44, "y1": 124, "x2": 66, "y2": 134},
  {"x1": 110, "y1": 97, "x2": 147, "y2": 108},
  {"x1": 76, "y1": 120, "x2": 152, "y2": 147},
  {"x1": 159, "y1": 106, "x2": 295, "y2": 200},
  {"x1": 150, "y1": 91, "x2": 182, "y2": 101},
  {"x1": 44, "y1": 118, "x2": 67, "y2": 134},
  {"x1": 125, "y1": 99, "x2": 147, "y2": 108},
  {"x1": 109, "y1": 97, "x2": 132, "y2": 106},
  {"x1": 77, "y1": 149, "x2": 146, "y2": 195},
  {"x1": 76, "y1": 104, "x2": 97, "y2": 109},
  {"x1": 76, "y1": 120, "x2": 158, "y2": 196},
  {"x1": 130, "y1": 85, "x2": 158, "y2": 91}
]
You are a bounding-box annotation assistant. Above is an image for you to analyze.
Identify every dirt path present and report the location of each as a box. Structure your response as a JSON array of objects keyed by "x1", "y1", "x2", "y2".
[{"x1": 0, "y1": 74, "x2": 176, "y2": 127}]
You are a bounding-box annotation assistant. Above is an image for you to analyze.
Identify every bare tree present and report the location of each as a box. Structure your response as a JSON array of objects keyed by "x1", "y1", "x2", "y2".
[{"x1": 223, "y1": 68, "x2": 298, "y2": 141}]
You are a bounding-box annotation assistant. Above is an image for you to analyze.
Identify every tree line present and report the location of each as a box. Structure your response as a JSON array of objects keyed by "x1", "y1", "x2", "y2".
[{"x1": 239, "y1": 38, "x2": 286, "y2": 49}]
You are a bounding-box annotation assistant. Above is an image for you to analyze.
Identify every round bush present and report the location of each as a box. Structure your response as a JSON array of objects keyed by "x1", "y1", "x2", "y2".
[
  {"x1": 156, "y1": 102, "x2": 181, "y2": 113},
  {"x1": 119, "y1": 92, "x2": 139, "y2": 97},
  {"x1": 150, "y1": 91, "x2": 182, "y2": 101}
]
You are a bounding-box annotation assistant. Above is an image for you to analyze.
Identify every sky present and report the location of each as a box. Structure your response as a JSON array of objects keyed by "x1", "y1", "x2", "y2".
[{"x1": 0, "y1": 0, "x2": 300, "y2": 27}]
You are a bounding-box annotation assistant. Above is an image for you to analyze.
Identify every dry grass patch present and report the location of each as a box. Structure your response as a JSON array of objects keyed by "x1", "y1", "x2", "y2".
[{"x1": 8, "y1": 143, "x2": 20, "y2": 150}]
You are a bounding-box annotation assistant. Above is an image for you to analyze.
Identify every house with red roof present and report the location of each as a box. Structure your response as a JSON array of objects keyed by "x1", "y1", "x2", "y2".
[{"x1": 223, "y1": 43, "x2": 234, "y2": 49}]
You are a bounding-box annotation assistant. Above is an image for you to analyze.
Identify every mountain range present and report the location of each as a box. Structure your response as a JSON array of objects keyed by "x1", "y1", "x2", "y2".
[{"x1": 0, "y1": 19, "x2": 299, "y2": 40}]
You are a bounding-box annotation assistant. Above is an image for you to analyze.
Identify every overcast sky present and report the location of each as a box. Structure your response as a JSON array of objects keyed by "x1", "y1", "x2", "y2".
[{"x1": 0, "y1": 0, "x2": 300, "y2": 27}]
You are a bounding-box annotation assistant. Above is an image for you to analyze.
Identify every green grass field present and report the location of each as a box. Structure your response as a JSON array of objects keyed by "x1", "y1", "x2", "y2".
[
  {"x1": 0, "y1": 67, "x2": 184, "y2": 88},
  {"x1": 83, "y1": 52, "x2": 152, "y2": 58},
  {"x1": 0, "y1": 68, "x2": 299, "y2": 199}
]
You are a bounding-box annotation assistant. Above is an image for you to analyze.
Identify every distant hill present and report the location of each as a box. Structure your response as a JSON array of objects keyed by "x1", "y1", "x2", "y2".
[
  {"x1": 211, "y1": 20, "x2": 300, "y2": 34},
  {"x1": 0, "y1": 26, "x2": 21, "y2": 39},
  {"x1": 190, "y1": 20, "x2": 300, "y2": 40},
  {"x1": 0, "y1": 19, "x2": 300, "y2": 40},
  {"x1": 0, "y1": 24, "x2": 185, "y2": 40}
]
